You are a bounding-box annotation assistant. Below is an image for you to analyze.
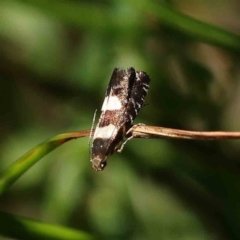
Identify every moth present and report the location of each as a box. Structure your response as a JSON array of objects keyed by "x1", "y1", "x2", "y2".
[{"x1": 90, "y1": 67, "x2": 150, "y2": 171}]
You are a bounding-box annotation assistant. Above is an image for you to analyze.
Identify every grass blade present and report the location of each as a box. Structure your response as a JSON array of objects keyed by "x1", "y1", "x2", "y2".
[
  {"x1": 0, "y1": 130, "x2": 90, "y2": 194},
  {"x1": 0, "y1": 211, "x2": 93, "y2": 240}
]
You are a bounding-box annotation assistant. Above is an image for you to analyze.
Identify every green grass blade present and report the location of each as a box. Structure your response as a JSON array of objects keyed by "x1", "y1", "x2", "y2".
[
  {"x1": 139, "y1": 2, "x2": 240, "y2": 51},
  {"x1": 0, "y1": 130, "x2": 90, "y2": 195},
  {"x1": 22, "y1": 0, "x2": 240, "y2": 52},
  {"x1": 0, "y1": 211, "x2": 93, "y2": 240}
]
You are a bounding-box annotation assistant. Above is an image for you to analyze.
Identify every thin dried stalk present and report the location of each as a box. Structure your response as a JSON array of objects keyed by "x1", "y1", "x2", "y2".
[{"x1": 131, "y1": 125, "x2": 240, "y2": 140}]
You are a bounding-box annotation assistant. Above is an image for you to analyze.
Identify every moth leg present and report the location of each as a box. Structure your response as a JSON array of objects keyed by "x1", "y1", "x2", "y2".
[
  {"x1": 117, "y1": 135, "x2": 134, "y2": 153},
  {"x1": 117, "y1": 123, "x2": 145, "y2": 153},
  {"x1": 126, "y1": 123, "x2": 145, "y2": 136}
]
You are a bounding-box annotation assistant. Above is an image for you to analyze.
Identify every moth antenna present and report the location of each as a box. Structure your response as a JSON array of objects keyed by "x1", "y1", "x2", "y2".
[{"x1": 89, "y1": 109, "x2": 97, "y2": 161}]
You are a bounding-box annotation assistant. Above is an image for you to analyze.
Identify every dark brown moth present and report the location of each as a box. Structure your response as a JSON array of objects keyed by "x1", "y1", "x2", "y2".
[{"x1": 91, "y1": 67, "x2": 150, "y2": 171}]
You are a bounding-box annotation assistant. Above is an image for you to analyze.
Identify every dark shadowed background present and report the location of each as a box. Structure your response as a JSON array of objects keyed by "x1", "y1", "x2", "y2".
[{"x1": 1, "y1": 0, "x2": 240, "y2": 239}]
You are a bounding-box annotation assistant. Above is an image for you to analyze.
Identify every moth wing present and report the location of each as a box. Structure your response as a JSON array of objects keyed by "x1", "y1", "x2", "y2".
[
  {"x1": 125, "y1": 71, "x2": 151, "y2": 123},
  {"x1": 101, "y1": 68, "x2": 127, "y2": 112},
  {"x1": 92, "y1": 68, "x2": 135, "y2": 159}
]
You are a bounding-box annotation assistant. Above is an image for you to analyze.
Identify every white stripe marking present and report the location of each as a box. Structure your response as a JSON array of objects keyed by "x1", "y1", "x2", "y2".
[
  {"x1": 143, "y1": 87, "x2": 148, "y2": 92},
  {"x1": 94, "y1": 124, "x2": 117, "y2": 139},
  {"x1": 136, "y1": 102, "x2": 141, "y2": 109},
  {"x1": 101, "y1": 96, "x2": 122, "y2": 111}
]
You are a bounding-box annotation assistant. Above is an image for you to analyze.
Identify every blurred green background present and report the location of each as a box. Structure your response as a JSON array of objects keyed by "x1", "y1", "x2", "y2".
[{"x1": 1, "y1": 0, "x2": 240, "y2": 239}]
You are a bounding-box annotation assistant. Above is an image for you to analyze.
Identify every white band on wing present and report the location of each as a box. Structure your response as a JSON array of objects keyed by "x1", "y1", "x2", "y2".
[
  {"x1": 101, "y1": 95, "x2": 122, "y2": 111},
  {"x1": 93, "y1": 124, "x2": 117, "y2": 139}
]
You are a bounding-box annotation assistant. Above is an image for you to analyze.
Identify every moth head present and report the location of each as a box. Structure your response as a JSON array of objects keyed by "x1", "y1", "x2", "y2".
[
  {"x1": 91, "y1": 138, "x2": 109, "y2": 171},
  {"x1": 91, "y1": 156, "x2": 107, "y2": 171}
]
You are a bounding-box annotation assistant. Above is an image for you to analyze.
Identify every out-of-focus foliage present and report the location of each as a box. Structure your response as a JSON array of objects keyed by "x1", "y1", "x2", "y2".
[{"x1": 1, "y1": 0, "x2": 240, "y2": 239}]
